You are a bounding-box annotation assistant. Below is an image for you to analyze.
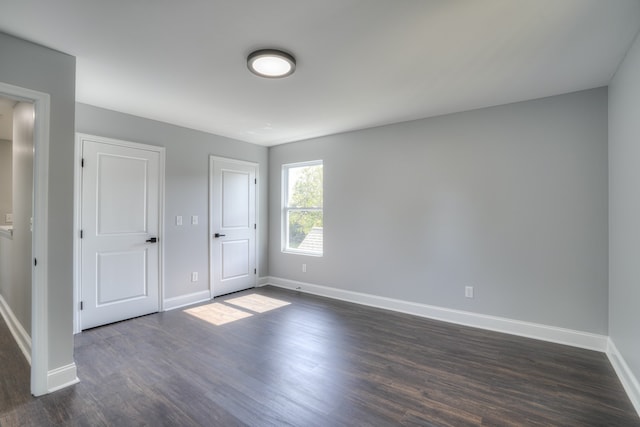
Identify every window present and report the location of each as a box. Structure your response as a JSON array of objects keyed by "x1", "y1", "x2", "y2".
[{"x1": 282, "y1": 161, "x2": 323, "y2": 255}]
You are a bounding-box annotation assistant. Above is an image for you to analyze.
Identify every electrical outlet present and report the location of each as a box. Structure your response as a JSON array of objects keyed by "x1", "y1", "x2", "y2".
[
  {"x1": 176, "y1": 215, "x2": 183, "y2": 226},
  {"x1": 465, "y1": 286, "x2": 474, "y2": 298},
  {"x1": 5, "y1": 213, "x2": 12, "y2": 224},
  {"x1": 302, "y1": 264, "x2": 307, "y2": 273},
  {"x1": 191, "y1": 215, "x2": 198, "y2": 225},
  {"x1": 191, "y1": 272, "x2": 198, "y2": 282}
]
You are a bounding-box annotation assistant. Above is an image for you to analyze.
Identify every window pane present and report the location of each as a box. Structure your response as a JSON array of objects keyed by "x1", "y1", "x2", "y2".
[
  {"x1": 283, "y1": 160, "x2": 323, "y2": 255},
  {"x1": 287, "y1": 164, "x2": 323, "y2": 208},
  {"x1": 288, "y1": 210, "x2": 323, "y2": 253}
]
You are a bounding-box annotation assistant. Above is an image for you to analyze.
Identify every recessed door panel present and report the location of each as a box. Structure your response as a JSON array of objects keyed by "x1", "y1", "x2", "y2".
[
  {"x1": 221, "y1": 240, "x2": 249, "y2": 280},
  {"x1": 97, "y1": 250, "x2": 147, "y2": 305},
  {"x1": 97, "y1": 155, "x2": 148, "y2": 235},
  {"x1": 222, "y1": 170, "x2": 250, "y2": 229}
]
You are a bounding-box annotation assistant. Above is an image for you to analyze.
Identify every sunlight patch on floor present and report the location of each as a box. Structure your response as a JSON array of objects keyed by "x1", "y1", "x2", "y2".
[
  {"x1": 225, "y1": 294, "x2": 291, "y2": 313},
  {"x1": 183, "y1": 294, "x2": 292, "y2": 326},
  {"x1": 184, "y1": 302, "x2": 253, "y2": 326}
]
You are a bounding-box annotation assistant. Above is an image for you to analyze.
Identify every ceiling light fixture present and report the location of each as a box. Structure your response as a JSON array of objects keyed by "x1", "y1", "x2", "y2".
[{"x1": 247, "y1": 49, "x2": 296, "y2": 78}]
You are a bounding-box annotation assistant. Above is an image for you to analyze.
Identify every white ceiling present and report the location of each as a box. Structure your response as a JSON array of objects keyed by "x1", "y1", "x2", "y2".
[{"x1": 1, "y1": 1, "x2": 639, "y2": 146}]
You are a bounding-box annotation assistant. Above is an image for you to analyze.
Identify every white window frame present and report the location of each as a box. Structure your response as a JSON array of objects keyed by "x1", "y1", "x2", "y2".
[{"x1": 282, "y1": 160, "x2": 323, "y2": 256}]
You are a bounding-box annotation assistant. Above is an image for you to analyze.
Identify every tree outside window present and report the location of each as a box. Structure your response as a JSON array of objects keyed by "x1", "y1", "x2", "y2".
[{"x1": 283, "y1": 161, "x2": 323, "y2": 255}]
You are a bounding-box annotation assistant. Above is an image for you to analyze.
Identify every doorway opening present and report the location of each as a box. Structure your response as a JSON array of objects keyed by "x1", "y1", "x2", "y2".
[
  {"x1": 0, "y1": 96, "x2": 34, "y2": 360},
  {"x1": 0, "y1": 82, "x2": 51, "y2": 396}
]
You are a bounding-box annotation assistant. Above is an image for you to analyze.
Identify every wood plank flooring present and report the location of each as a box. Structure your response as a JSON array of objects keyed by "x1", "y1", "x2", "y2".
[{"x1": 1, "y1": 285, "x2": 638, "y2": 426}]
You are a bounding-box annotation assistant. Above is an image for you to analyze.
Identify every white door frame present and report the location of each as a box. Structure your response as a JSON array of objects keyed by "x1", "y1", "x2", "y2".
[
  {"x1": 208, "y1": 156, "x2": 259, "y2": 298},
  {"x1": 0, "y1": 82, "x2": 50, "y2": 396},
  {"x1": 74, "y1": 133, "x2": 166, "y2": 333}
]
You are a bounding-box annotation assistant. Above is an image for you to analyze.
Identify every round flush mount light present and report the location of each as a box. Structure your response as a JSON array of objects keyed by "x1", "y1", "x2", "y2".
[{"x1": 247, "y1": 49, "x2": 296, "y2": 78}]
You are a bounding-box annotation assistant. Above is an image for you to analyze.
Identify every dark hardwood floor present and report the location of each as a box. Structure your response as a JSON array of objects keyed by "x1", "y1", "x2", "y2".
[{"x1": 1, "y1": 285, "x2": 638, "y2": 426}]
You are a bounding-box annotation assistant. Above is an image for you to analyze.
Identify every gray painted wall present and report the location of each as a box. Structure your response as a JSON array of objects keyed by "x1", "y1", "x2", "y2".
[
  {"x1": 75, "y1": 103, "x2": 269, "y2": 302},
  {"x1": 9, "y1": 102, "x2": 34, "y2": 333},
  {"x1": 609, "y1": 30, "x2": 640, "y2": 384},
  {"x1": 270, "y1": 88, "x2": 609, "y2": 334},
  {"x1": 0, "y1": 139, "x2": 11, "y2": 225},
  {"x1": 0, "y1": 32, "x2": 76, "y2": 370}
]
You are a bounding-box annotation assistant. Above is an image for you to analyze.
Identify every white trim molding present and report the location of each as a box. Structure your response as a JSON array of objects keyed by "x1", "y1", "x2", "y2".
[
  {"x1": 0, "y1": 295, "x2": 32, "y2": 364},
  {"x1": 72, "y1": 134, "x2": 82, "y2": 334},
  {"x1": 47, "y1": 363, "x2": 79, "y2": 393},
  {"x1": 261, "y1": 276, "x2": 608, "y2": 352},
  {"x1": 163, "y1": 290, "x2": 211, "y2": 311},
  {"x1": 607, "y1": 339, "x2": 640, "y2": 417}
]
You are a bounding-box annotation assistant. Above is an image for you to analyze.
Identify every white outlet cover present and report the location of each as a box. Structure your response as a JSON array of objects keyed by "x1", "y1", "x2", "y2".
[
  {"x1": 465, "y1": 286, "x2": 474, "y2": 298},
  {"x1": 192, "y1": 215, "x2": 198, "y2": 225},
  {"x1": 176, "y1": 215, "x2": 183, "y2": 226}
]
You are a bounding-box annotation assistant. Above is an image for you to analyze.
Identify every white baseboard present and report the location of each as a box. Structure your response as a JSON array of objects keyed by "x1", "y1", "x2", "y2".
[
  {"x1": 163, "y1": 290, "x2": 211, "y2": 311},
  {"x1": 607, "y1": 339, "x2": 640, "y2": 417},
  {"x1": 261, "y1": 276, "x2": 608, "y2": 352},
  {"x1": 47, "y1": 363, "x2": 80, "y2": 393},
  {"x1": 0, "y1": 295, "x2": 32, "y2": 364}
]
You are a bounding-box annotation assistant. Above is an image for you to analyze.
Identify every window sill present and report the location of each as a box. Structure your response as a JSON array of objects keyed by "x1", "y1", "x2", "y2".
[{"x1": 282, "y1": 249, "x2": 323, "y2": 257}]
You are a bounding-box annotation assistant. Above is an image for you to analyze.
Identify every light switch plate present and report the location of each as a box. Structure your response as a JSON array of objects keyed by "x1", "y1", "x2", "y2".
[
  {"x1": 192, "y1": 215, "x2": 198, "y2": 225},
  {"x1": 5, "y1": 213, "x2": 12, "y2": 223},
  {"x1": 176, "y1": 215, "x2": 183, "y2": 226}
]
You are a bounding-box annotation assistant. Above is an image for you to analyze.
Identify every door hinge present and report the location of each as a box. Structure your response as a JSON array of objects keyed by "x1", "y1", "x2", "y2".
[
  {"x1": 81, "y1": 158, "x2": 85, "y2": 167},
  {"x1": 254, "y1": 268, "x2": 257, "y2": 275},
  {"x1": 254, "y1": 178, "x2": 257, "y2": 184},
  {"x1": 254, "y1": 224, "x2": 256, "y2": 230},
  {"x1": 80, "y1": 229, "x2": 83, "y2": 239},
  {"x1": 80, "y1": 301, "x2": 83, "y2": 310},
  {"x1": 34, "y1": 258, "x2": 37, "y2": 266}
]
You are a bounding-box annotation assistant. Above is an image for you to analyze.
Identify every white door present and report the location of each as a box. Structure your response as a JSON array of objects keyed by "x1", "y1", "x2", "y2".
[
  {"x1": 210, "y1": 157, "x2": 257, "y2": 297},
  {"x1": 80, "y1": 135, "x2": 163, "y2": 330}
]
